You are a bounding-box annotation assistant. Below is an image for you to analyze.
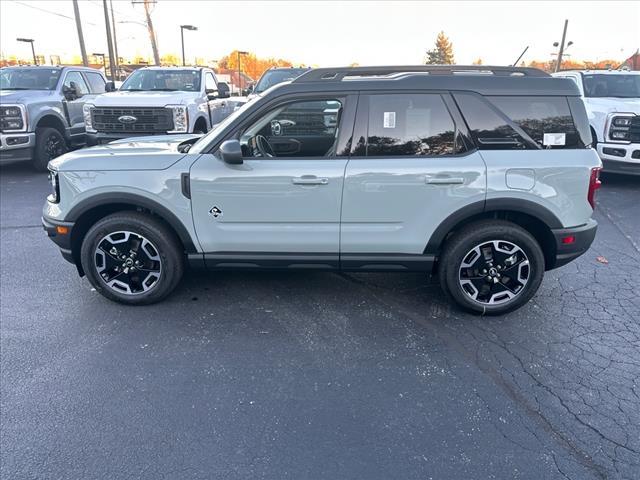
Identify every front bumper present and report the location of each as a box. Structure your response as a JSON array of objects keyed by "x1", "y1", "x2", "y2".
[
  {"x1": 0, "y1": 132, "x2": 35, "y2": 163},
  {"x1": 597, "y1": 143, "x2": 640, "y2": 176},
  {"x1": 42, "y1": 215, "x2": 75, "y2": 264},
  {"x1": 87, "y1": 131, "x2": 179, "y2": 145},
  {"x1": 550, "y1": 219, "x2": 598, "y2": 269}
]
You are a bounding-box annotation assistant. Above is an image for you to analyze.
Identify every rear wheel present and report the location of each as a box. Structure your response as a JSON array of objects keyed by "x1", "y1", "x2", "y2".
[
  {"x1": 438, "y1": 220, "x2": 545, "y2": 315},
  {"x1": 80, "y1": 212, "x2": 184, "y2": 305},
  {"x1": 33, "y1": 127, "x2": 67, "y2": 171}
]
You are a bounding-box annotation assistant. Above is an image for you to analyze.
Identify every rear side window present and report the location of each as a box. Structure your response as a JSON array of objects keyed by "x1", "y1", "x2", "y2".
[
  {"x1": 488, "y1": 96, "x2": 580, "y2": 149},
  {"x1": 455, "y1": 93, "x2": 582, "y2": 150},
  {"x1": 84, "y1": 72, "x2": 106, "y2": 94},
  {"x1": 366, "y1": 94, "x2": 455, "y2": 156}
]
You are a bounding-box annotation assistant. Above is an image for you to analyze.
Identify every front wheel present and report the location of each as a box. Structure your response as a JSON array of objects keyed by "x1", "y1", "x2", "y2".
[
  {"x1": 80, "y1": 212, "x2": 184, "y2": 305},
  {"x1": 33, "y1": 127, "x2": 67, "y2": 171},
  {"x1": 438, "y1": 220, "x2": 545, "y2": 315}
]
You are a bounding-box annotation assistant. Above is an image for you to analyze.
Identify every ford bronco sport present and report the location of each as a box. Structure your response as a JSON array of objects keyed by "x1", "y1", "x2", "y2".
[{"x1": 43, "y1": 65, "x2": 601, "y2": 314}]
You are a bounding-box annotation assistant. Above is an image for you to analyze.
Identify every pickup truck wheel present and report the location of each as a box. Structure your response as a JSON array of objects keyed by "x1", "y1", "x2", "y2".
[
  {"x1": 33, "y1": 127, "x2": 67, "y2": 171},
  {"x1": 80, "y1": 212, "x2": 184, "y2": 305},
  {"x1": 438, "y1": 220, "x2": 545, "y2": 315}
]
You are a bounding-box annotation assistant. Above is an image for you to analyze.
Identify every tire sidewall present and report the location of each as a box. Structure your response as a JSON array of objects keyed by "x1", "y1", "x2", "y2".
[
  {"x1": 443, "y1": 223, "x2": 545, "y2": 315},
  {"x1": 80, "y1": 214, "x2": 183, "y2": 305},
  {"x1": 34, "y1": 127, "x2": 67, "y2": 172}
]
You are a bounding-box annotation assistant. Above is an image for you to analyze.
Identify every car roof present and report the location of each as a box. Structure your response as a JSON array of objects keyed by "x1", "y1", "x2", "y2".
[
  {"x1": 1, "y1": 65, "x2": 100, "y2": 72},
  {"x1": 555, "y1": 69, "x2": 640, "y2": 76},
  {"x1": 265, "y1": 65, "x2": 580, "y2": 97},
  {"x1": 135, "y1": 66, "x2": 203, "y2": 71}
]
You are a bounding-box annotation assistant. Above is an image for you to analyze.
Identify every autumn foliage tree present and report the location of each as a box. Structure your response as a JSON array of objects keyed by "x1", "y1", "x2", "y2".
[
  {"x1": 425, "y1": 32, "x2": 455, "y2": 65},
  {"x1": 218, "y1": 50, "x2": 295, "y2": 80}
]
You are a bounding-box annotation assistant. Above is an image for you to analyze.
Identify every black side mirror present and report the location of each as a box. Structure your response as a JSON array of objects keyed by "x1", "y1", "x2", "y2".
[
  {"x1": 216, "y1": 82, "x2": 230, "y2": 99},
  {"x1": 219, "y1": 139, "x2": 243, "y2": 165},
  {"x1": 63, "y1": 82, "x2": 78, "y2": 100},
  {"x1": 105, "y1": 81, "x2": 116, "y2": 92}
]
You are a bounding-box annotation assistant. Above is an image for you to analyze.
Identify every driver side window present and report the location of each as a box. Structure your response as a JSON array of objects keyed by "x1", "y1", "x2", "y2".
[
  {"x1": 240, "y1": 98, "x2": 343, "y2": 158},
  {"x1": 63, "y1": 71, "x2": 89, "y2": 97}
]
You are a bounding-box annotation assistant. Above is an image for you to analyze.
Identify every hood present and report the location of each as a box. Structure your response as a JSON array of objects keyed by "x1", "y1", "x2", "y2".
[
  {"x1": 50, "y1": 134, "x2": 199, "y2": 172},
  {"x1": 584, "y1": 97, "x2": 640, "y2": 115},
  {"x1": 92, "y1": 90, "x2": 197, "y2": 107},
  {"x1": 0, "y1": 89, "x2": 55, "y2": 103}
]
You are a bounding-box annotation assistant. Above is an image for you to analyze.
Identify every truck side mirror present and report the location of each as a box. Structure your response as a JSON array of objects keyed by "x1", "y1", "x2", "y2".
[
  {"x1": 219, "y1": 139, "x2": 243, "y2": 165},
  {"x1": 105, "y1": 81, "x2": 116, "y2": 92},
  {"x1": 216, "y1": 82, "x2": 230, "y2": 99},
  {"x1": 63, "y1": 82, "x2": 79, "y2": 100}
]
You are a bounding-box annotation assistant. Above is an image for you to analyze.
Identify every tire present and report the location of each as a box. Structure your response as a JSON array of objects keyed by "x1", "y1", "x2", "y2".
[
  {"x1": 33, "y1": 127, "x2": 67, "y2": 172},
  {"x1": 438, "y1": 220, "x2": 545, "y2": 315},
  {"x1": 80, "y1": 211, "x2": 185, "y2": 305}
]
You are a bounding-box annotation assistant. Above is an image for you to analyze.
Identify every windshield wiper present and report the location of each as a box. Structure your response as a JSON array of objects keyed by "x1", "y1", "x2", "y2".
[
  {"x1": 149, "y1": 88, "x2": 179, "y2": 91},
  {"x1": 1, "y1": 87, "x2": 31, "y2": 90}
]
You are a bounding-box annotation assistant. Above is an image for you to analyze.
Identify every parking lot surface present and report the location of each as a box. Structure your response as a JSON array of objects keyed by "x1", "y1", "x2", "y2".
[{"x1": 1, "y1": 164, "x2": 639, "y2": 480}]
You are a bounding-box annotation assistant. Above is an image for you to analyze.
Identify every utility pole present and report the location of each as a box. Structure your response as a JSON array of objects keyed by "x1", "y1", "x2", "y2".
[
  {"x1": 109, "y1": 0, "x2": 120, "y2": 79},
  {"x1": 555, "y1": 19, "x2": 568, "y2": 72},
  {"x1": 134, "y1": 0, "x2": 160, "y2": 65},
  {"x1": 101, "y1": 0, "x2": 117, "y2": 80},
  {"x1": 72, "y1": 0, "x2": 88, "y2": 66}
]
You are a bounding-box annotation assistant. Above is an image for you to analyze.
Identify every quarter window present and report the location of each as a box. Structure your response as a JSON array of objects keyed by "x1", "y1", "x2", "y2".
[
  {"x1": 84, "y1": 72, "x2": 106, "y2": 93},
  {"x1": 63, "y1": 71, "x2": 89, "y2": 96},
  {"x1": 365, "y1": 94, "x2": 455, "y2": 156},
  {"x1": 488, "y1": 96, "x2": 580, "y2": 149}
]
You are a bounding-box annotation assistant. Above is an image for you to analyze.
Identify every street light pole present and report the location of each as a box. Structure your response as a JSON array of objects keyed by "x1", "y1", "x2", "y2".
[
  {"x1": 102, "y1": 0, "x2": 117, "y2": 80},
  {"x1": 555, "y1": 19, "x2": 569, "y2": 72},
  {"x1": 17, "y1": 38, "x2": 36, "y2": 65},
  {"x1": 180, "y1": 25, "x2": 197, "y2": 66},
  {"x1": 237, "y1": 51, "x2": 248, "y2": 96}
]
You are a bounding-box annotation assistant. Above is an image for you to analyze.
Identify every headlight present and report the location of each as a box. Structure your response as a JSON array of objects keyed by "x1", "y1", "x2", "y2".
[
  {"x1": 0, "y1": 104, "x2": 26, "y2": 132},
  {"x1": 83, "y1": 103, "x2": 95, "y2": 132},
  {"x1": 48, "y1": 170, "x2": 60, "y2": 203},
  {"x1": 608, "y1": 114, "x2": 635, "y2": 143},
  {"x1": 166, "y1": 105, "x2": 188, "y2": 133}
]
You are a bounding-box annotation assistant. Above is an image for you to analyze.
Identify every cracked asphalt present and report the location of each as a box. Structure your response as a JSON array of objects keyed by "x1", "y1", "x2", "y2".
[{"x1": 1, "y1": 164, "x2": 639, "y2": 480}]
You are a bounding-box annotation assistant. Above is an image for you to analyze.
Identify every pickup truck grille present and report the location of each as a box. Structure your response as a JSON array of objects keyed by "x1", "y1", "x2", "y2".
[
  {"x1": 630, "y1": 116, "x2": 640, "y2": 143},
  {"x1": 91, "y1": 107, "x2": 174, "y2": 133}
]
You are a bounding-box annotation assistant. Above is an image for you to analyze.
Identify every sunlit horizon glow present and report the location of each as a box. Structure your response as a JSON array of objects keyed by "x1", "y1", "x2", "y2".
[{"x1": 0, "y1": 1, "x2": 638, "y2": 69}]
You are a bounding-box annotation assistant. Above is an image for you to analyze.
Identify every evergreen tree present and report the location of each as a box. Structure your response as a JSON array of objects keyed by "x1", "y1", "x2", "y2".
[{"x1": 425, "y1": 32, "x2": 455, "y2": 65}]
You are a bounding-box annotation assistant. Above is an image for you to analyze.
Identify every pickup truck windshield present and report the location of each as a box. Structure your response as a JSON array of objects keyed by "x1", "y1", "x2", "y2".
[
  {"x1": 254, "y1": 68, "x2": 308, "y2": 93},
  {"x1": 0, "y1": 68, "x2": 62, "y2": 90},
  {"x1": 120, "y1": 69, "x2": 201, "y2": 92},
  {"x1": 583, "y1": 74, "x2": 640, "y2": 98}
]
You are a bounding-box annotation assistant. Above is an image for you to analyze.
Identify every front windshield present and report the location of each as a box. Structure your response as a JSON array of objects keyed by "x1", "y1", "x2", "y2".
[
  {"x1": 0, "y1": 68, "x2": 62, "y2": 90},
  {"x1": 189, "y1": 100, "x2": 255, "y2": 154},
  {"x1": 583, "y1": 74, "x2": 640, "y2": 98},
  {"x1": 254, "y1": 69, "x2": 307, "y2": 93},
  {"x1": 120, "y1": 69, "x2": 201, "y2": 92}
]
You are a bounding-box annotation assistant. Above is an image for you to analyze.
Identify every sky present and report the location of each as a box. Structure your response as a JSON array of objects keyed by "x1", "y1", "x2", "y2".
[{"x1": 0, "y1": 0, "x2": 638, "y2": 67}]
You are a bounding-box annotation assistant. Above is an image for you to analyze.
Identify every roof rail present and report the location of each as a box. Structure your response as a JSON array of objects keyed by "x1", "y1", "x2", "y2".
[{"x1": 294, "y1": 65, "x2": 550, "y2": 83}]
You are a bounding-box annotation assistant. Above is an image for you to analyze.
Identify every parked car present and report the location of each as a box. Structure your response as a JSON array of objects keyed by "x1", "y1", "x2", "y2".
[
  {"x1": 43, "y1": 65, "x2": 601, "y2": 314},
  {"x1": 84, "y1": 66, "x2": 231, "y2": 144},
  {"x1": 247, "y1": 66, "x2": 310, "y2": 101},
  {"x1": 0, "y1": 65, "x2": 107, "y2": 170},
  {"x1": 552, "y1": 69, "x2": 640, "y2": 175}
]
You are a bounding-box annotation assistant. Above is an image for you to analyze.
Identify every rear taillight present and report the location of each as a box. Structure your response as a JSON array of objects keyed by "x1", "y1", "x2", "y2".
[{"x1": 587, "y1": 167, "x2": 602, "y2": 210}]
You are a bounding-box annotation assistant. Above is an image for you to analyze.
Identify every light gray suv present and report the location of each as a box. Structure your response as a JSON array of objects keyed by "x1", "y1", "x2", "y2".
[{"x1": 43, "y1": 66, "x2": 602, "y2": 314}]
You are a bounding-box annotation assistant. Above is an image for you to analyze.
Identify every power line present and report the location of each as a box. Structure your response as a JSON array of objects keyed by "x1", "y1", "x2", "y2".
[{"x1": 10, "y1": 1, "x2": 98, "y2": 26}]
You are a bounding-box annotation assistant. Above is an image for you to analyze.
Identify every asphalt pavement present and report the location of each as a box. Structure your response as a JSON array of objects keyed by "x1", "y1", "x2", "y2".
[{"x1": 1, "y1": 164, "x2": 639, "y2": 480}]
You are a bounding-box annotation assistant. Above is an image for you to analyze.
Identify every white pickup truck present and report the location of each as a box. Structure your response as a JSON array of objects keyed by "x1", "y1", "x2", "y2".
[
  {"x1": 84, "y1": 66, "x2": 243, "y2": 144},
  {"x1": 552, "y1": 69, "x2": 640, "y2": 175}
]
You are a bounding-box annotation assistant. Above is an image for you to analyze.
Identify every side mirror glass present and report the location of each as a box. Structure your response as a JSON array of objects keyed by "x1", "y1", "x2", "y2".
[
  {"x1": 219, "y1": 139, "x2": 243, "y2": 165},
  {"x1": 105, "y1": 81, "x2": 116, "y2": 92},
  {"x1": 216, "y1": 82, "x2": 230, "y2": 99}
]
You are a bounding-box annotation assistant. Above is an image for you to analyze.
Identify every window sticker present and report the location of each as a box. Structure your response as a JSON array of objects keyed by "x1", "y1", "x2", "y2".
[
  {"x1": 543, "y1": 133, "x2": 566, "y2": 146},
  {"x1": 383, "y1": 111, "x2": 396, "y2": 128}
]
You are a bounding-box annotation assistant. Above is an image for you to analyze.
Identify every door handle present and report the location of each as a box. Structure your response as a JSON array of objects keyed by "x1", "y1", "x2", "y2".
[
  {"x1": 292, "y1": 176, "x2": 329, "y2": 185},
  {"x1": 426, "y1": 177, "x2": 465, "y2": 185}
]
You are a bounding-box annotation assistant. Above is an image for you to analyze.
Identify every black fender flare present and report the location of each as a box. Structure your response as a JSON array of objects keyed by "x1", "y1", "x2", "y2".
[
  {"x1": 65, "y1": 192, "x2": 197, "y2": 253},
  {"x1": 424, "y1": 198, "x2": 563, "y2": 255}
]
